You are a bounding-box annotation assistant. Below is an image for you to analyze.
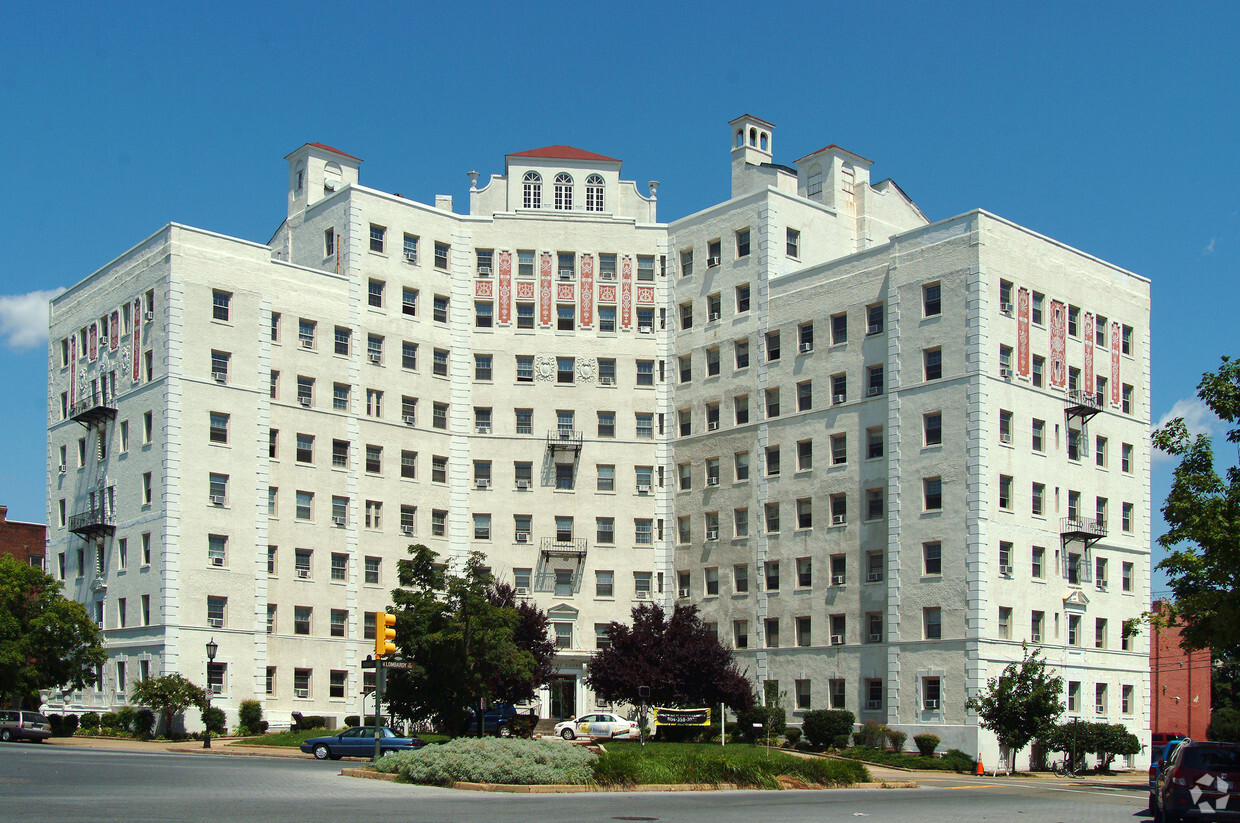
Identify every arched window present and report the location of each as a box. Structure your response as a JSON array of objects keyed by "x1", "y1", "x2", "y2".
[
  {"x1": 749, "y1": 128, "x2": 757, "y2": 147},
  {"x1": 806, "y1": 164, "x2": 823, "y2": 200},
  {"x1": 585, "y1": 174, "x2": 604, "y2": 212},
  {"x1": 554, "y1": 172, "x2": 573, "y2": 210},
  {"x1": 736, "y1": 130, "x2": 744, "y2": 148},
  {"x1": 294, "y1": 160, "x2": 305, "y2": 191},
  {"x1": 323, "y1": 161, "x2": 342, "y2": 192},
  {"x1": 523, "y1": 171, "x2": 542, "y2": 209}
]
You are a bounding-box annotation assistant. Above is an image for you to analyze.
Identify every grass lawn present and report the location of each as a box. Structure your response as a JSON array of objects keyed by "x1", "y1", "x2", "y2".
[
  {"x1": 833, "y1": 746, "x2": 975, "y2": 772},
  {"x1": 594, "y1": 741, "x2": 869, "y2": 789}
]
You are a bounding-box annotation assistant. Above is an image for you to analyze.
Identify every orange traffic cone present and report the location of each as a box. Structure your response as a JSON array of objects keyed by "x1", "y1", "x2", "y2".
[{"x1": 976, "y1": 757, "x2": 984, "y2": 775}]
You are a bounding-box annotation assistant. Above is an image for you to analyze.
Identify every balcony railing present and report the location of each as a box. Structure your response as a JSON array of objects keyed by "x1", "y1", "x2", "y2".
[
  {"x1": 69, "y1": 393, "x2": 118, "y2": 427},
  {"x1": 1065, "y1": 390, "x2": 1103, "y2": 424},
  {"x1": 68, "y1": 506, "x2": 115, "y2": 537},
  {"x1": 546, "y1": 429, "x2": 583, "y2": 452},
  {"x1": 540, "y1": 537, "x2": 587, "y2": 558},
  {"x1": 1061, "y1": 516, "x2": 1106, "y2": 548}
]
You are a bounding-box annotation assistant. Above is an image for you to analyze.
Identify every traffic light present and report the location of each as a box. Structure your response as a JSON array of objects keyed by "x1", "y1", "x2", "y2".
[{"x1": 375, "y1": 611, "x2": 396, "y2": 658}]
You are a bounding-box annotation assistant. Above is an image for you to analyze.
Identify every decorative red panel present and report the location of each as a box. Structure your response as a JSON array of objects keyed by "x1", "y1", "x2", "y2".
[
  {"x1": 620, "y1": 255, "x2": 632, "y2": 329},
  {"x1": 556, "y1": 283, "x2": 575, "y2": 301},
  {"x1": 497, "y1": 251, "x2": 512, "y2": 325},
  {"x1": 69, "y1": 334, "x2": 77, "y2": 407},
  {"x1": 516, "y1": 281, "x2": 536, "y2": 300},
  {"x1": 579, "y1": 254, "x2": 594, "y2": 328},
  {"x1": 110, "y1": 310, "x2": 119, "y2": 351},
  {"x1": 539, "y1": 252, "x2": 553, "y2": 325},
  {"x1": 88, "y1": 323, "x2": 97, "y2": 362},
  {"x1": 636, "y1": 286, "x2": 654, "y2": 304},
  {"x1": 1017, "y1": 288, "x2": 1030, "y2": 377},
  {"x1": 1111, "y1": 321, "x2": 1122, "y2": 406},
  {"x1": 598, "y1": 284, "x2": 616, "y2": 303},
  {"x1": 132, "y1": 298, "x2": 142, "y2": 382},
  {"x1": 475, "y1": 280, "x2": 493, "y2": 298},
  {"x1": 1083, "y1": 312, "x2": 1095, "y2": 394},
  {"x1": 1049, "y1": 300, "x2": 1066, "y2": 389}
]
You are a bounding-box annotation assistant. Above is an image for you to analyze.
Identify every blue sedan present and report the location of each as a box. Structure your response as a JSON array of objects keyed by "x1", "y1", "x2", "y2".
[{"x1": 300, "y1": 726, "x2": 425, "y2": 760}]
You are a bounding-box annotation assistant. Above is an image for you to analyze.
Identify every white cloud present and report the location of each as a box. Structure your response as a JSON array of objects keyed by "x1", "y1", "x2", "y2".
[
  {"x1": 1203, "y1": 237, "x2": 1217, "y2": 255},
  {"x1": 0, "y1": 288, "x2": 65, "y2": 350},
  {"x1": 1153, "y1": 396, "x2": 1222, "y2": 463}
]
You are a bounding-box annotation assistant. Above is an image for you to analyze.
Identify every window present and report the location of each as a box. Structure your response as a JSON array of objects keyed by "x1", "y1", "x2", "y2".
[
  {"x1": 1032, "y1": 418, "x2": 1045, "y2": 452},
  {"x1": 431, "y1": 509, "x2": 447, "y2": 536},
  {"x1": 1068, "y1": 305, "x2": 1080, "y2": 337},
  {"x1": 212, "y1": 290, "x2": 231, "y2": 322},
  {"x1": 830, "y1": 373, "x2": 846, "y2": 404},
  {"x1": 557, "y1": 357, "x2": 574, "y2": 383},
  {"x1": 867, "y1": 427, "x2": 884, "y2": 459},
  {"x1": 924, "y1": 607, "x2": 942, "y2": 640},
  {"x1": 734, "y1": 283, "x2": 751, "y2": 314},
  {"x1": 597, "y1": 305, "x2": 614, "y2": 332},
  {"x1": 208, "y1": 412, "x2": 229, "y2": 445},
  {"x1": 923, "y1": 542, "x2": 942, "y2": 575},
  {"x1": 797, "y1": 440, "x2": 813, "y2": 471},
  {"x1": 364, "y1": 500, "x2": 382, "y2": 529},
  {"x1": 294, "y1": 606, "x2": 312, "y2": 635},
  {"x1": 557, "y1": 303, "x2": 575, "y2": 331},
  {"x1": 924, "y1": 347, "x2": 942, "y2": 380},
  {"x1": 1122, "y1": 384, "x2": 1133, "y2": 414},
  {"x1": 786, "y1": 228, "x2": 799, "y2": 257},
  {"x1": 369, "y1": 224, "x2": 385, "y2": 253},
  {"x1": 635, "y1": 413, "x2": 653, "y2": 439},
  {"x1": 434, "y1": 242, "x2": 449, "y2": 270},
  {"x1": 734, "y1": 228, "x2": 751, "y2": 258},
  {"x1": 295, "y1": 433, "x2": 314, "y2": 464},
  {"x1": 830, "y1": 433, "x2": 847, "y2": 465},
  {"x1": 637, "y1": 255, "x2": 655, "y2": 282},
  {"x1": 400, "y1": 505, "x2": 416, "y2": 535},
  {"x1": 1068, "y1": 614, "x2": 1081, "y2": 646},
  {"x1": 293, "y1": 668, "x2": 310, "y2": 698},
  {"x1": 210, "y1": 350, "x2": 230, "y2": 382},
  {"x1": 734, "y1": 395, "x2": 749, "y2": 425},
  {"x1": 924, "y1": 477, "x2": 942, "y2": 511},
  {"x1": 1032, "y1": 483, "x2": 1045, "y2": 516},
  {"x1": 1032, "y1": 355, "x2": 1045, "y2": 388},
  {"x1": 734, "y1": 451, "x2": 749, "y2": 481},
  {"x1": 402, "y1": 234, "x2": 418, "y2": 266},
  {"x1": 796, "y1": 498, "x2": 813, "y2": 529},
  {"x1": 795, "y1": 616, "x2": 811, "y2": 647},
  {"x1": 296, "y1": 375, "x2": 314, "y2": 406},
  {"x1": 766, "y1": 388, "x2": 780, "y2": 418},
  {"x1": 368, "y1": 279, "x2": 385, "y2": 309},
  {"x1": 867, "y1": 365, "x2": 883, "y2": 396},
  {"x1": 765, "y1": 618, "x2": 780, "y2": 648},
  {"x1": 923, "y1": 412, "x2": 942, "y2": 446},
  {"x1": 1031, "y1": 611, "x2": 1044, "y2": 642},
  {"x1": 329, "y1": 609, "x2": 348, "y2": 638},
  {"x1": 765, "y1": 445, "x2": 780, "y2": 476},
  {"x1": 554, "y1": 172, "x2": 573, "y2": 210},
  {"x1": 923, "y1": 282, "x2": 942, "y2": 316},
  {"x1": 635, "y1": 519, "x2": 653, "y2": 544},
  {"x1": 1122, "y1": 325, "x2": 1133, "y2": 355},
  {"x1": 704, "y1": 567, "x2": 719, "y2": 596},
  {"x1": 765, "y1": 502, "x2": 780, "y2": 534},
  {"x1": 521, "y1": 171, "x2": 542, "y2": 208},
  {"x1": 706, "y1": 347, "x2": 720, "y2": 376},
  {"x1": 1095, "y1": 616, "x2": 1108, "y2": 649},
  {"x1": 798, "y1": 322, "x2": 814, "y2": 353},
  {"x1": 999, "y1": 475, "x2": 1013, "y2": 510},
  {"x1": 142, "y1": 472, "x2": 153, "y2": 505},
  {"x1": 766, "y1": 331, "x2": 780, "y2": 361},
  {"x1": 584, "y1": 174, "x2": 604, "y2": 211},
  {"x1": 432, "y1": 402, "x2": 448, "y2": 430},
  {"x1": 1030, "y1": 545, "x2": 1045, "y2": 579},
  {"x1": 1122, "y1": 501, "x2": 1134, "y2": 533},
  {"x1": 295, "y1": 490, "x2": 313, "y2": 521}
]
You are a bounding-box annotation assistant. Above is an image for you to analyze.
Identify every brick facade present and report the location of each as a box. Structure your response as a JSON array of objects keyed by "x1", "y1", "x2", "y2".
[
  {"x1": 0, "y1": 506, "x2": 46, "y2": 569},
  {"x1": 1150, "y1": 600, "x2": 1211, "y2": 741}
]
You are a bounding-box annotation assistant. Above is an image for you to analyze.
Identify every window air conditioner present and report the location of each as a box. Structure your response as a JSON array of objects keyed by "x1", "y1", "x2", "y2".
[
  {"x1": 866, "y1": 700, "x2": 881, "y2": 709},
  {"x1": 1001, "y1": 302, "x2": 1014, "y2": 314},
  {"x1": 706, "y1": 530, "x2": 718, "y2": 540},
  {"x1": 404, "y1": 252, "x2": 417, "y2": 264},
  {"x1": 706, "y1": 476, "x2": 719, "y2": 486},
  {"x1": 867, "y1": 571, "x2": 883, "y2": 582},
  {"x1": 1000, "y1": 564, "x2": 1013, "y2": 576},
  {"x1": 332, "y1": 516, "x2": 345, "y2": 526},
  {"x1": 144, "y1": 311, "x2": 154, "y2": 321},
  {"x1": 925, "y1": 699, "x2": 939, "y2": 709},
  {"x1": 709, "y1": 312, "x2": 720, "y2": 321},
  {"x1": 559, "y1": 269, "x2": 574, "y2": 280},
  {"x1": 636, "y1": 484, "x2": 651, "y2": 495},
  {"x1": 403, "y1": 415, "x2": 415, "y2": 425},
  {"x1": 1096, "y1": 578, "x2": 1107, "y2": 590},
  {"x1": 708, "y1": 421, "x2": 719, "y2": 430},
  {"x1": 833, "y1": 394, "x2": 845, "y2": 404},
  {"x1": 296, "y1": 569, "x2": 310, "y2": 579},
  {"x1": 515, "y1": 586, "x2": 529, "y2": 596},
  {"x1": 208, "y1": 617, "x2": 223, "y2": 628},
  {"x1": 600, "y1": 271, "x2": 615, "y2": 280},
  {"x1": 707, "y1": 256, "x2": 720, "y2": 267},
  {"x1": 800, "y1": 342, "x2": 812, "y2": 353},
  {"x1": 475, "y1": 479, "x2": 490, "y2": 489},
  {"x1": 600, "y1": 376, "x2": 614, "y2": 385},
  {"x1": 867, "y1": 385, "x2": 881, "y2": 396},
  {"x1": 516, "y1": 480, "x2": 530, "y2": 490},
  {"x1": 211, "y1": 557, "x2": 224, "y2": 567},
  {"x1": 678, "y1": 588, "x2": 689, "y2": 598},
  {"x1": 832, "y1": 514, "x2": 846, "y2": 525},
  {"x1": 295, "y1": 688, "x2": 309, "y2": 699},
  {"x1": 401, "y1": 527, "x2": 414, "y2": 536},
  {"x1": 475, "y1": 425, "x2": 491, "y2": 434},
  {"x1": 478, "y1": 265, "x2": 491, "y2": 276},
  {"x1": 868, "y1": 324, "x2": 881, "y2": 335},
  {"x1": 635, "y1": 591, "x2": 650, "y2": 600},
  {"x1": 210, "y1": 495, "x2": 226, "y2": 506},
  {"x1": 515, "y1": 532, "x2": 529, "y2": 543},
  {"x1": 1000, "y1": 368, "x2": 1013, "y2": 379},
  {"x1": 869, "y1": 633, "x2": 882, "y2": 643},
  {"x1": 298, "y1": 397, "x2": 311, "y2": 406},
  {"x1": 831, "y1": 574, "x2": 845, "y2": 585},
  {"x1": 638, "y1": 325, "x2": 652, "y2": 334},
  {"x1": 300, "y1": 338, "x2": 313, "y2": 349},
  {"x1": 1000, "y1": 433, "x2": 1012, "y2": 443},
  {"x1": 58, "y1": 464, "x2": 66, "y2": 474},
  {"x1": 368, "y1": 353, "x2": 381, "y2": 364},
  {"x1": 212, "y1": 371, "x2": 227, "y2": 383},
  {"x1": 830, "y1": 635, "x2": 843, "y2": 646}
]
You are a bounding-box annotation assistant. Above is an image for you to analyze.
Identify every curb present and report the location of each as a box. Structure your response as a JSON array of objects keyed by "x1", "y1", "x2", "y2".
[{"x1": 337, "y1": 769, "x2": 918, "y2": 793}]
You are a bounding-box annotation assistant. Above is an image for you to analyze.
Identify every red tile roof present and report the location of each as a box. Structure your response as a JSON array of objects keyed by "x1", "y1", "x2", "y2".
[
  {"x1": 307, "y1": 143, "x2": 362, "y2": 162},
  {"x1": 507, "y1": 145, "x2": 620, "y2": 163}
]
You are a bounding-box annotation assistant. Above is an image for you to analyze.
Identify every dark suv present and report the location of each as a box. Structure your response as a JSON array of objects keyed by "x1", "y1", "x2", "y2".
[
  {"x1": 0, "y1": 710, "x2": 51, "y2": 743},
  {"x1": 1153, "y1": 739, "x2": 1240, "y2": 822}
]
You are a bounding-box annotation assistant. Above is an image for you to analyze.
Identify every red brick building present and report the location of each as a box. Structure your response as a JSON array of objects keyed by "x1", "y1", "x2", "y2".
[
  {"x1": 0, "y1": 505, "x2": 45, "y2": 570},
  {"x1": 1150, "y1": 600, "x2": 1212, "y2": 742}
]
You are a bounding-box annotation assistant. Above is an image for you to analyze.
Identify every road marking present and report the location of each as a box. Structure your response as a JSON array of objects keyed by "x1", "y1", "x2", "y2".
[{"x1": 946, "y1": 785, "x2": 1003, "y2": 790}]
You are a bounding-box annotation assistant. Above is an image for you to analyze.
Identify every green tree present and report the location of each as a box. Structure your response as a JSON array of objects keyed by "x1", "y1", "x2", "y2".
[
  {"x1": 1152, "y1": 356, "x2": 1240, "y2": 658},
  {"x1": 1208, "y1": 707, "x2": 1240, "y2": 743},
  {"x1": 584, "y1": 603, "x2": 755, "y2": 714},
  {"x1": 966, "y1": 644, "x2": 1064, "y2": 772},
  {"x1": 382, "y1": 546, "x2": 555, "y2": 736},
  {"x1": 130, "y1": 673, "x2": 206, "y2": 735},
  {"x1": 0, "y1": 554, "x2": 106, "y2": 706}
]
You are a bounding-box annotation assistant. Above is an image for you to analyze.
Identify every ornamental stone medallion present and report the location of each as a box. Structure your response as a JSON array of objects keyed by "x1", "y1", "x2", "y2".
[
  {"x1": 535, "y1": 355, "x2": 556, "y2": 382},
  {"x1": 577, "y1": 358, "x2": 596, "y2": 383}
]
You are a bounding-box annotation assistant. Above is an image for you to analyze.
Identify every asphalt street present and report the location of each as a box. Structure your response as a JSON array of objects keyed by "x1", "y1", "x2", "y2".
[{"x1": 0, "y1": 742, "x2": 1155, "y2": 823}]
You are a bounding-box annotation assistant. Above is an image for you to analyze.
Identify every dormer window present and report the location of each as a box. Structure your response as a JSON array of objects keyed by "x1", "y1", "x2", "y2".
[
  {"x1": 585, "y1": 174, "x2": 604, "y2": 212},
  {"x1": 522, "y1": 171, "x2": 542, "y2": 209},
  {"x1": 807, "y1": 164, "x2": 823, "y2": 200},
  {"x1": 554, "y1": 173, "x2": 573, "y2": 210}
]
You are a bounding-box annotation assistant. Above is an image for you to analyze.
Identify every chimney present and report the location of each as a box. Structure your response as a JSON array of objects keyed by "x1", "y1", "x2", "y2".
[{"x1": 0, "y1": 505, "x2": 7, "y2": 522}]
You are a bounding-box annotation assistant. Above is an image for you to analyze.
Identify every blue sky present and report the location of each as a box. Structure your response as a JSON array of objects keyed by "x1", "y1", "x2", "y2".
[{"x1": 1, "y1": 2, "x2": 1236, "y2": 601}]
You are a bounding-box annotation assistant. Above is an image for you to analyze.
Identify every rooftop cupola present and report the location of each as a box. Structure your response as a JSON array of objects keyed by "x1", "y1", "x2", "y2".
[{"x1": 285, "y1": 143, "x2": 362, "y2": 217}]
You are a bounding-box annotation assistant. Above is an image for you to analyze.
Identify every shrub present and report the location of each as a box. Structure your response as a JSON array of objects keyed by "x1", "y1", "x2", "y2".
[
  {"x1": 657, "y1": 724, "x2": 720, "y2": 743},
  {"x1": 593, "y1": 741, "x2": 870, "y2": 788},
  {"x1": 344, "y1": 715, "x2": 361, "y2": 729},
  {"x1": 47, "y1": 714, "x2": 63, "y2": 736},
  {"x1": 63, "y1": 714, "x2": 80, "y2": 736},
  {"x1": 238, "y1": 701, "x2": 265, "y2": 735},
  {"x1": 736, "y1": 706, "x2": 786, "y2": 743},
  {"x1": 914, "y1": 733, "x2": 941, "y2": 756},
  {"x1": 507, "y1": 715, "x2": 538, "y2": 739},
  {"x1": 80, "y1": 712, "x2": 100, "y2": 732},
  {"x1": 133, "y1": 708, "x2": 156, "y2": 739},
  {"x1": 201, "y1": 706, "x2": 227, "y2": 735},
  {"x1": 941, "y1": 748, "x2": 976, "y2": 772},
  {"x1": 293, "y1": 715, "x2": 327, "y2": 732},
  {"x1": 783, "y1": 728, "x2": 802, "y2": 746},
  {"x1": 802, "y1": 709, "x2": 854, "y2": 748},
  {"x1": 888, "y1": 730, "x2": 908, "y2": 753},
  {"x1": 832, "y1": 734, "x2": 850, "y2": 749},
  {"x1": 100, "y1": 712, "x2": 121, "y2": 730},
  {"x1": 1209, "y1": 707, "x2": 1240, "y2": 744},
  {"x1": 375, "y1": 737, "x2": 597, "y2": 786},
  {"x1": 854, "y1": 720, "x2": 888, "y2": 749},
  {"x1": 115, "y1": 706, "x2": 136, "y2": 732}
]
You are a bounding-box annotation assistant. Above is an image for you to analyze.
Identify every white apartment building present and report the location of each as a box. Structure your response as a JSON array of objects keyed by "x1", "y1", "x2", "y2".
[{"x1": 46, "y1": 116, "x2": 1150, "y2": 766}]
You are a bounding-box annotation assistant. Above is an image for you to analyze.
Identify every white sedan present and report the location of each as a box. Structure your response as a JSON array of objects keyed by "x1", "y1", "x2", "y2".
[{"x1": 553, "y1": 712, "x2": 638, "y2": 740}]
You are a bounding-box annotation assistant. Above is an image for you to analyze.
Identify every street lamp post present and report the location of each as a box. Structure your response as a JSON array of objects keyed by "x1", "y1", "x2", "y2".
[{"x1": 203, "y1": 637, "x2": 218, "y2": 749}]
